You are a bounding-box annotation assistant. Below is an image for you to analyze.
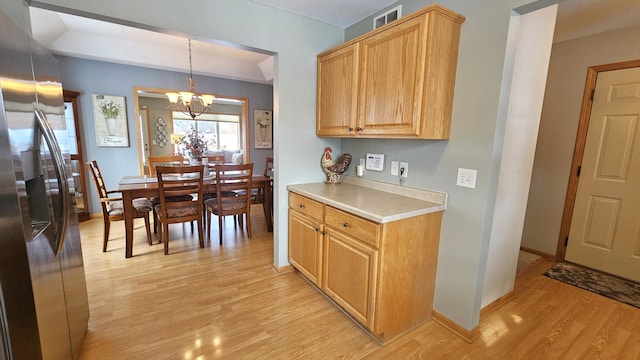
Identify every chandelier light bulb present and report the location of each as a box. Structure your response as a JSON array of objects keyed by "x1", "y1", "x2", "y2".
[
  {"x1": 166, "y1": 92, "x2": 181, "y2": 104},
  {"x1": 179, "y1": 92, "x2": 194, "y2": 105},
  {"x1": 201, "y1": 94, "x2": 215, "y2": 106}
]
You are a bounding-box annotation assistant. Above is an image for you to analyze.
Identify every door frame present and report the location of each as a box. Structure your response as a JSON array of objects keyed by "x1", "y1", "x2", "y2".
[{"x1": 556, "y1": 59, "x2": 640, "y2": 261}]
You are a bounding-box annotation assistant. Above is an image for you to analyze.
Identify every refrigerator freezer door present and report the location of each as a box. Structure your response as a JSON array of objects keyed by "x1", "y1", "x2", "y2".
[
  {"x1": 0, "y1": 9, "x2": 89, "y2": 360},
  {"x1": 0, "y1": 8, "x2": 47, "y2": 360},
  {"x1": 30, "y1": 36, "x2": 89, "y2": 360}
]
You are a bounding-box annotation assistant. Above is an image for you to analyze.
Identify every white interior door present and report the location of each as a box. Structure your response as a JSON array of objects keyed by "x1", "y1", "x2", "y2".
[{"x1": 565, "y1": 66, "x2": 640, "y2": 281}]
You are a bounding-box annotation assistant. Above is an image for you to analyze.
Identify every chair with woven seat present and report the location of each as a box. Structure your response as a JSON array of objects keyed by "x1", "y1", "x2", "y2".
[
  {"x1": 204, "y1": 163, "x2": 253, "y2": 245},
  {"x1": 148, "y1": 155, "x2": 193, "y2": 233},
  {"x1": 155, "y1": 165, "x2": 205, "y2": 255},
  {"x1": 86, "y1": 160, "x2": 153, "y2": 252}
]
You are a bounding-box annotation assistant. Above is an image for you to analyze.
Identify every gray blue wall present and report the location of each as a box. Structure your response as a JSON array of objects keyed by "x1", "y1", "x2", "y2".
[{"x1": 56, "y1": 56, "x2": 273, "y2": 214}]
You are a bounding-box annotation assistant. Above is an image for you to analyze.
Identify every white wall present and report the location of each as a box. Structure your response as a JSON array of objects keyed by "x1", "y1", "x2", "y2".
[
  {"x1": 481, "y1": 5, "x2": 557, "y2": 308},
  {"x1": 522, "y1": 24, "x2": 640, "y2": 256}
]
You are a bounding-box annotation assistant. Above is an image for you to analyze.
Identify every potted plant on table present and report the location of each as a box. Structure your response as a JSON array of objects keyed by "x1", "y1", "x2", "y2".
[{"x1": 182, "y1": 126, "x2": 207, "y2": 163}]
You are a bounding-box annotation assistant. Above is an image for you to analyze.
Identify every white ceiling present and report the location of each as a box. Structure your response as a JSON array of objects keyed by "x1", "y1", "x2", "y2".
[
  {"x1": 29, "y1": 7, "x2": 275, "y2": 85},
  {"x1": 252, "y1": 0, "x2": 398, "y2": 28},
  {"x1": 29, "y1": 0, "x2": 640, "y2": 85}
]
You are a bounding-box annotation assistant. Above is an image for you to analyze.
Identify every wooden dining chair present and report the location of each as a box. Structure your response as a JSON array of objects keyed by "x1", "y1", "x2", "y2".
[
  {"x1": 203, "y1": 155, "x2": 225, "y2": 165},
  {"x1": 148, "y1": 155, "x2": 185, "y2": 176},
  {"x1": 201, "y1": 155, "x2": 232, "y2": 228},
  {"x1": 148, "y1": 155, "x2": 193, "y2": 233},
  {"x1": 263, "y1": 156, "x2": 274, "y2": 177},
  {"x1": 263, "y1": 156, "x2": 274, "y2": 215},
  {"x1": 204, "y1": 163, "x2": 254, "y2": 245},
  {"x1": 201, "y1": 154, "x2": 226, "y2": 199},
  {"x1": 86, "y1": 160, "x2": 153, "y2": 252},
  {"x1": 236, "y1": 156, "x2": 273, "y2": 206},
  {"x1": 155, "y1": 165, "x2": 205, "y2": 255},
  {"x1": 259, "y1": 156, "x2": 274, "y2": 203}
]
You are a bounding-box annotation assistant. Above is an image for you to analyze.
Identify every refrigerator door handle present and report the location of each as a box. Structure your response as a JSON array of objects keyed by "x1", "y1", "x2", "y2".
[{"x1": 35, "y1": 109, "x2": 69, "y2": 256}]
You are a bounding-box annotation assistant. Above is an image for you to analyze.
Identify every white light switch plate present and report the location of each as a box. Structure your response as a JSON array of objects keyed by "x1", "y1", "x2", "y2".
[
  {"x1": 390, "y1": 161, "x2": 399, "y2": 176},
  {"x1": 365, "y1": 153, "x2": 384, "y2": 171},
  {"x1": 456, "y1": 168, "x2": 477, "y2": 188}
]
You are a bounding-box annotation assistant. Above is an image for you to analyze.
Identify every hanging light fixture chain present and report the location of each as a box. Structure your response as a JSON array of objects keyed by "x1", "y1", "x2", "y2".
[
  {"x1": 188, "y1": 38, "x2": 193, "y2": 79},
  {"x1": 165, "y1": 37, "x2": 215, "y2": 120}
]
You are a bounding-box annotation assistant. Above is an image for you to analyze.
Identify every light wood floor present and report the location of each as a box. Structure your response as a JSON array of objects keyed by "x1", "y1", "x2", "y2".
[{"x1": 77, "y1": 208, "x2": 640, "y2": 359}]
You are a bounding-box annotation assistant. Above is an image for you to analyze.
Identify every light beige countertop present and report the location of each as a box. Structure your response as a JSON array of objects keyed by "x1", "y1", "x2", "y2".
[{"x1": 287, "y1": 176, "x2": 447, "y2": 223}]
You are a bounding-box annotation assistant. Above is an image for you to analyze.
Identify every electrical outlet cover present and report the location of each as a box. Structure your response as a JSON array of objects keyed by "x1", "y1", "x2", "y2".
[
  {"x1": 400, "y1": 162, "x2": 408, "y2": 178},
  {"x1": 456, "y1": 168, "x2": 477, "y2": 188}
]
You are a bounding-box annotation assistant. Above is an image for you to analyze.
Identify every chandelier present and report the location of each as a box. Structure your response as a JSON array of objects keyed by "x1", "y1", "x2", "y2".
[{"x1": 166, "y1": 39, "x2": 216, "y2": 119}]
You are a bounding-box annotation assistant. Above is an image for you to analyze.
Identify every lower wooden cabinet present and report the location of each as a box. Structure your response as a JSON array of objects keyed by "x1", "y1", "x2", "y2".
[
  {"x1": 288, "y1": 192, "x2": 443, "y2": 343},
  {"x1": 288, "y1": 210, "x2": 323, "y2": 286},
  {"x1": 323, "y1": 229, "x2": 378, "y2": 328}
]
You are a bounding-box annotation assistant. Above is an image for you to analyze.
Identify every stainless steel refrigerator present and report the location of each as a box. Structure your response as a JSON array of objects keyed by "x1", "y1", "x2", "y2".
[{"x1": 0, "y1": 8, "x2": 89, "y2": 360}]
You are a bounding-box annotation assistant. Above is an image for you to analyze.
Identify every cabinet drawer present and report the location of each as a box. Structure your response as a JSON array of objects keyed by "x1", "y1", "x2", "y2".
[
  {"x1": 325, "y1": 207, "x2": 380, "y2": 248},
  {"x1": 289, "y1": 193, "x2": 324, "y2": 221}
]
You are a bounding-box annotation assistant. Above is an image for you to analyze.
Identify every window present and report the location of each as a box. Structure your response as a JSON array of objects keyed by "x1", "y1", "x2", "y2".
[{"x1": 172, "y1": 112, "x2": 241, "y2": 151}]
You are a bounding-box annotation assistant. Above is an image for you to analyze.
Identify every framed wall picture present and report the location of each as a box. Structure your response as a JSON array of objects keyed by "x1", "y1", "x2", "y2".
[
  {"x1": 92, "y1": 94, "x2": 129, "y2": 147},
  {"x1": 254, "y1": 109, "x2": 272, "y2": 149}
]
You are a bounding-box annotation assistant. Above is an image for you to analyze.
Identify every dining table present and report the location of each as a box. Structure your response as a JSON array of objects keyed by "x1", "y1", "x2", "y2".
[{"x1": 117, "y1": 173, "x2": 273, "y2": 258}]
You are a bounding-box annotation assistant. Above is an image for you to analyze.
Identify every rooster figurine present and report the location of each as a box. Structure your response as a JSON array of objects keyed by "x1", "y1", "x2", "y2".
[{"x1": 321, "y1": 147, "x2": 352, "y2": 184}]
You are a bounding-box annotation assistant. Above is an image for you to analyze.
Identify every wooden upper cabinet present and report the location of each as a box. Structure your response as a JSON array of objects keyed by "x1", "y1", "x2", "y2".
[
  {"x1": 316, "y1": 43, "x2": 360, "y2": 137},
  {"x1": 316, "y1": 4, "x2": 465, "y2": 139},
  {"x1": 358, "y1": 15, "x2": 425, "y2": 137}
]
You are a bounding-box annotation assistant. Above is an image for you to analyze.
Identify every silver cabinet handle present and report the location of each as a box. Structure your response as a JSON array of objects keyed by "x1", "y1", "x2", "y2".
[
  {"x1": 35, "y1": 109, "x2": 69, "y2": 256},
  {"x1": 299, "y1": 204, "x2": 305, "y2": 208},
  {"x1": 343, "y1": 223, "x2": 350, "y2": 228}
]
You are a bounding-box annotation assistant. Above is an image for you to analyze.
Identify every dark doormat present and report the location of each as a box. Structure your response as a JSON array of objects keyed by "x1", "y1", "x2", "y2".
[{"x1": 544, "y1": 262, "x2": 640, "y2": 308}]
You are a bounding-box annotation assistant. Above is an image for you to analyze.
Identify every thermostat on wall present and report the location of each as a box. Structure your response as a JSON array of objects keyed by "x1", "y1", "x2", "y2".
[{"x1": 365, "y1": 153, "x2": 385, "y2": 171}]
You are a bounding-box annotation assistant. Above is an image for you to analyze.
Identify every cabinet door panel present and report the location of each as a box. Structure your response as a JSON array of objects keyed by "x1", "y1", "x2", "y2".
[
  {"x1": 316, "y1": 44, "x2": 359, "y2": 137},
  {"x1": 358, "y1": 16, "x2": 426, "y2": 136},
  {"x1": 288, "y1": 210, "x2": 323, "y2": 286},
  {"x1": 323, "y1": 231, "x2": 378, "y2": 328}
]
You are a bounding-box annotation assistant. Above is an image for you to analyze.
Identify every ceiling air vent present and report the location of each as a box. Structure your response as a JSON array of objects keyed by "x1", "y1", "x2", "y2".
[{"x1": 373, "y1": 5, "x2": 402, "y2": 29}]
